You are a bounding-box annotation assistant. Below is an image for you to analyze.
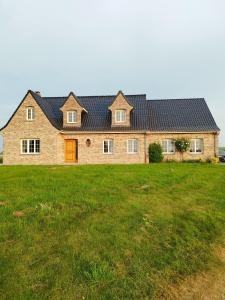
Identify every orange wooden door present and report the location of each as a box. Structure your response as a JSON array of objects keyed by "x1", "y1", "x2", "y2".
[{"x1": 65, "y1": 140, "x2": 77, "y2": 163}]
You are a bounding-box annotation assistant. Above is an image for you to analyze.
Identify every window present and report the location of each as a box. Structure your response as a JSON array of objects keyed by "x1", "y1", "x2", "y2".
[
  {"x1": 190, "y1": 139, "x2": 203, "y2": 154},
  {"x1": 162, "y1": 139, "x2": 175, "y2": 154},
  {"x1": 26, "y1": 107, "x2": 35, "y2": 121},
  {"x1": 103, "y1": 139, "x2": 113, "y2": 154},
  {"x1": 127, "y1": 139, "x2": 138, "y2": 154},
  {"x1": 115, "y1": 110, "x2": 126, "y2": 122},
  {"x1": 67, "y1": 111, "x2": 77, "y2": 123},
  {"x1": 21, "y1": 139, "x2": 40, "y2": 154}
]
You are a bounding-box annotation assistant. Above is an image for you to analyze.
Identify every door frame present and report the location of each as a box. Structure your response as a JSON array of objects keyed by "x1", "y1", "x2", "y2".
[{"x1": 64, "y1": 139, "x2": 78, "y2": 163}]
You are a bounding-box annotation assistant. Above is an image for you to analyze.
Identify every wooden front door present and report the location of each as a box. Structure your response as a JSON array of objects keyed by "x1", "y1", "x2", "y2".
[{"x1": 65, "y1": 139, "x2": 77, "y2": 163}]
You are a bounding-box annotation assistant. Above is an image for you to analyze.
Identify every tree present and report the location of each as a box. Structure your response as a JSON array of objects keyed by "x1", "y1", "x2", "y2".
[{"x1": 175, "y1": 138, "x2": 190, "y2": 161}]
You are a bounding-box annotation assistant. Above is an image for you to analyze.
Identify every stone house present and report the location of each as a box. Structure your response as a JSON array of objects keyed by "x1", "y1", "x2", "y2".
[{"x1": 0, "y1": 90, "x2": 220, "y2": 165}]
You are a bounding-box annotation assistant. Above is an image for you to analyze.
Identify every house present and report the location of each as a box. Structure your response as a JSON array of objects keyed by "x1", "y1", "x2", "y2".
[{"x1": 0, "y1": 90, "x2": 220, "y2": 165}]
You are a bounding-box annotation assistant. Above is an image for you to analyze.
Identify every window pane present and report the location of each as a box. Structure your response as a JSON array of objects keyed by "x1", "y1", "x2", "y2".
[
  {"x1": 68, "y1": 111, "x2": 77, "y2": 123},
  {"x1": 133, "y1": 140, "x2": 138, "y2": 153},
  {"x1": 104, "y1": 140, "x2": 113, "y2": 153},
  {"x1": 196, "y1": 139, "x2": 203, "y2": 152},
  {"x1": 116, "y1": 110, "x2": 126, "y2": 122},
  {"x1": 35, "y1": 140, "x2": 40, "y2": 153},
  {"x1": 190, "y1": 140, "x2": 195, "y2": 152},
  {"x1": 109, "y1": 140, "x2": 113, "y2": 153},
  {"x1": 128, "y1": 140, "x2": 132, "y2": 153},
  {"x1": 128, "y1": 140, "x2": 138, "y2": 153},
  {"x1": 27, "y1": 107, "x2": 34, "y2": 120},
  {"x1": 104, "y1": 141, "x2": 108, "y2": 153},
  {"x1": 29, "y1": 140, "x2": 35, "y2": 153},
  {"x1": 162, "y1": 140, "x2": 167, "y2": 153},
  {"x1": 22, "y1": 140, "x2": 28, "y2": 153},
  {"x1": 168, "y1": 140, "x2": 175, "y2": 153}
]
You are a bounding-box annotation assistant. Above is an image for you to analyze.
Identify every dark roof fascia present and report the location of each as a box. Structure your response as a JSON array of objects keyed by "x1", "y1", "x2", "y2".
[{"x1": 60, "y1": 91, "x2": 88, "y2": 112}]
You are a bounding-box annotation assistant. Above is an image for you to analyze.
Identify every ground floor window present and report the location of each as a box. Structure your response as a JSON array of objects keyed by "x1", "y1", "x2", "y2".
[
  {"x1": 190, "y1": 139, "x2": 203, "y2": 154},
  {"x1": 162, "y1": 139, "x2": 175, "y2": 154},
  {"x1": 127, "y1": 139, "x2": 138, "y2": 154},
  {"x1": 103, "y1": 139, "x2": 113, "y2": 154},
  {"x1": 21, "y1": 139, "x2": 40, "y2": 154}
]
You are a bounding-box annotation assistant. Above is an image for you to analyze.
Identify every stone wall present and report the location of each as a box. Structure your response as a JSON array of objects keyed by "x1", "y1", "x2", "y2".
[
  {"x1": 147, "y1": 132, "x2": 218, "y2": 161},
  {"x1": 57, "y1": 133, "x2": 146, "y2": 164}
]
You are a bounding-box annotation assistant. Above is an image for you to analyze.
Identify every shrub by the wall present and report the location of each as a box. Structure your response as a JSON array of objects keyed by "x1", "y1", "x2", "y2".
[{"x1": 149, "y1": 143, "x2": 163, "y2": 163}]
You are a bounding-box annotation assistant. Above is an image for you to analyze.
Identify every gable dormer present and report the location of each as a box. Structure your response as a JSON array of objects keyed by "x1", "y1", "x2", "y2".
[
  {"x1": 108, "y1": 91, "x2": 133, "y2": 127},
  {"x1": 60, "y1": 92, "x2": 87, "y2": 128}
]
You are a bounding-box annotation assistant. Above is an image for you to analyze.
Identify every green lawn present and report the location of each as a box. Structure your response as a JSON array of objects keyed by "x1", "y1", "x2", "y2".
[{"x1": 0, "y1": 164, "x2": 225, "y2": 299}]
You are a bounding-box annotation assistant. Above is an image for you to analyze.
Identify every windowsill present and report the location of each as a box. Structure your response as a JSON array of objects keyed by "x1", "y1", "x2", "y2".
[
  {"x1": 20, "y1": 153, "x2": 40, "y2": 155},
  {"x1": 26, "y1": 120, "x2": 34, "y2": 122},
  {"x1": 127, "y1": 152, "x2": 138, "y2": 155},
  {"x1": 103, "y1": 153, "x2": 113, "y2": 155}
]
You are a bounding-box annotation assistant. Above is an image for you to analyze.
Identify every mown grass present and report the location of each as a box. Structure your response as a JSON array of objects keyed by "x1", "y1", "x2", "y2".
[{"x1": 0, "y1": 164, "x2": 225, "y2": 299}]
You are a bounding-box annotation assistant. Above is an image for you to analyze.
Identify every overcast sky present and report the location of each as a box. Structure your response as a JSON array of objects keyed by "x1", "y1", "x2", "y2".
[{"x1": 0, "y1": 0, "x2": 225, "y2": 150}]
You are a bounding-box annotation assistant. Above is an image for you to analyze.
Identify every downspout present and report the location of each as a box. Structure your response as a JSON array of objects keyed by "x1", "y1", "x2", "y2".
[
  {"x1": 0, "y1": 131, "x2": 3, "y2": 164},
  {"x1": 214, "y1": 132, "x2": 218, "y2": 157},
  {"x1": 144, "y1": 132, "x2": 147, "y2": 164}
]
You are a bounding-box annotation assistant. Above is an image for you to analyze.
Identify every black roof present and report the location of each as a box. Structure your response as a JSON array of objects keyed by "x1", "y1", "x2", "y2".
[{"x1": 1, "y1": 91, "x2": 220, "y2": 132}]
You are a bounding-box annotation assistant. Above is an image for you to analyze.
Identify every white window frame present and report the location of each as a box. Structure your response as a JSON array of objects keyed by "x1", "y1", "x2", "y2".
[
  {"x1": 26, "y1": 107, "x2": 35, "y2": 121},
  {"x1": 161, "y1": 139, "x2": 175, "y2": 154},
  {"x1": 127, "y1": 139, "x2": 139, "y2": 154},
  {"x1": 21, "y1": 139, "x2": 40, "y2": 155},
  {"x1": 67, "y1": 111, "x2": 77, "y2": 123},
  {"x1": 103, "y1": 139, "x2": 113, "y2": 154},
  {"x1": 190, "y1": 139, "x2": 204, "y2": 154},
  {"x1": 115, "y1": 110, "x2": 126, "y2": 123}
]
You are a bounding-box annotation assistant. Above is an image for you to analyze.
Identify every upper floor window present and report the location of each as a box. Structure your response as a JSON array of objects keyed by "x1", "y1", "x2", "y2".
[
  {"x1": 162, "y1": 139, "x2": 175, "y2": 154},
  {"x1": 115, "y1": 110, "x2": 126, "y2": 123},
  {"x1": 127, "y1": 139, "x2": 138, "y2": 154},
  {"x1": 21, "y1": 139, "x2": 40, "y2": 154},
  {"x1": 26, "y1": 107, "x2": 35, "y2": 121},
  {"x1": 67, "y1": 111, "x2": 77, "y2": 123},
  {"x1": 103, "y1": 139, "x2": 113, "y2": 154},
  {"x1": 190, "y1": 139, "x2": 203, "y2": 154}
]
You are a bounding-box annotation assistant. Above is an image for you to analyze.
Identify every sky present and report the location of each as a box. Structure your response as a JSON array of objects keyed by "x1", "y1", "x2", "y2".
[{"x1": 0, "y1": 0, "x2": 225, "y2": 151}]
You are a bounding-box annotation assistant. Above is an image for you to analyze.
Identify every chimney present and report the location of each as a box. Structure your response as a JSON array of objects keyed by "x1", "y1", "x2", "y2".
[{"x1": 35, "y1": 91, "x2": 42, "y2": 97}]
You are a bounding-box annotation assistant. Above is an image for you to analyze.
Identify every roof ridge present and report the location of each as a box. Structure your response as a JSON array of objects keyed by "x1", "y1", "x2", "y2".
[
  {"x1": 148, "y1": 98, "x2": 205, "y2": 102},
  {"x1": 44, "y1": 94, "x2": 146, "y2": 99}
]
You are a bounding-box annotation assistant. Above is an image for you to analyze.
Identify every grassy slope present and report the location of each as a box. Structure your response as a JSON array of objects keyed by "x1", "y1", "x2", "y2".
[{"x1": 0, "y1": 164, "x2": 225, "y2": 300}]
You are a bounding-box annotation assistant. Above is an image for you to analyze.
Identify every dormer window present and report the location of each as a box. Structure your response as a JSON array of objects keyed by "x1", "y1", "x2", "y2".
[
  {"x1": 115, "y1": 110, "x2": 126, "y2": 123},
  {"x1": 26, "y1": 107, "x2": 35, "y2": 121},
  {"x1": 67, "y1": 111, "x2": 77, "y2": 123}
]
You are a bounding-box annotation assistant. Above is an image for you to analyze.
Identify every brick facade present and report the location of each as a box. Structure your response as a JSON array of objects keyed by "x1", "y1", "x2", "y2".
[
  {"x1": 1, "y1": 93, "x2": 59, "y2": 165},
  {"x1": 1, "y1": 92, "x2": 219, "y2": 165}
]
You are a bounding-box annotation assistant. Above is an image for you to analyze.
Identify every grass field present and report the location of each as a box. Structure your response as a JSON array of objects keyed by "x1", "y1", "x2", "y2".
[{"x1": 0, "y1": 164, "x2": 225, "y2": 299}]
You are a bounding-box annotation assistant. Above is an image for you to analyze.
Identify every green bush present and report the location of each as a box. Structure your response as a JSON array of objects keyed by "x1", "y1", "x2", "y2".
[
  {"x1": 148, "y1": 143, "x2": 163, "y2": 163},
  {"x1": 0, "y1": 156, "x2": 2, "y2": 164}
]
